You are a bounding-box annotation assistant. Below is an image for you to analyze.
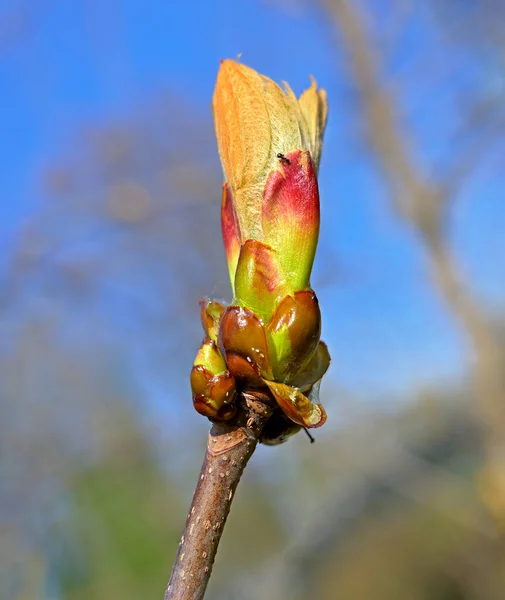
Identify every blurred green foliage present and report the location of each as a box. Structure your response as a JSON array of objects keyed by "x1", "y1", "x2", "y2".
[{"x1": 59, "y1": 434, "x2": 180, "y2": 598}]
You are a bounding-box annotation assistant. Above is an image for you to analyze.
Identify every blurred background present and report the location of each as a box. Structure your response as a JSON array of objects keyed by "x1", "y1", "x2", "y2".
[{"x1": 2, "y1": 0, "x2": 505, "y2": 598}]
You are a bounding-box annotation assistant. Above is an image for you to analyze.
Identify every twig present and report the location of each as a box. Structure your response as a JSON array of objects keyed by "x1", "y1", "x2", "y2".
[{"x1": 164, "y1": 391, "x2": 273, "y2": 600}]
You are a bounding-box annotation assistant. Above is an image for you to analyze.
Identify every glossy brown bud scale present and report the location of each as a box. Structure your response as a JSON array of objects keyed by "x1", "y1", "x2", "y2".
[
  {"x1": 218, "y1": 305, "x2": 273, "y2": 380},
  {"x1": 267, "y1": 290, "x2": 321, "y2": 380}
]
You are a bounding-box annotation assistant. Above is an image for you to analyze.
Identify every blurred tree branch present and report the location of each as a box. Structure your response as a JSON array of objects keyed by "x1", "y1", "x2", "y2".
[{"x1": 325, "y1": 0, "x2": 505, "y2": 521}]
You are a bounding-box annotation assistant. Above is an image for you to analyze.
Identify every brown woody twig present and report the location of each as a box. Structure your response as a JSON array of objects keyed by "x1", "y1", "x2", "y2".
[{"x1": 164, "y1": 391, "x2": 273, "y2": 600}]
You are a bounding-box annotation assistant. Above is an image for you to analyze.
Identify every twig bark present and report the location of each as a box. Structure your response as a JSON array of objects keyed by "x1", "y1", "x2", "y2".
[{"x1": 164, "y1": 391, "x2": 273, "y2": 600}]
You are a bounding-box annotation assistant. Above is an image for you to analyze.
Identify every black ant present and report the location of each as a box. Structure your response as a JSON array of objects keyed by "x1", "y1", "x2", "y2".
[{"x1": 276, "y1": 152, "x2": 291, "y2": 165}]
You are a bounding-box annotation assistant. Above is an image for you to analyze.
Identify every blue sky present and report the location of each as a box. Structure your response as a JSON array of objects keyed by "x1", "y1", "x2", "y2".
[
  {"x1": 1, "y1": 0, "x2": 335, "y2": 227},
  {"x1": 1, "y1": 0, "x2": 503, "y2": 407}
]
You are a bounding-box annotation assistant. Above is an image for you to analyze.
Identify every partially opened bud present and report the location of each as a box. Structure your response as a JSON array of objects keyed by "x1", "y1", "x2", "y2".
[
  {"x1": 213, "y1": 59, "x2": 327, "y2": 300},
  {"x1": 191, "y1": 339, "x2": 237, "y2": 420},
  {"x1": 191, "y1": 59, "x2": 330, "y2": 439}
]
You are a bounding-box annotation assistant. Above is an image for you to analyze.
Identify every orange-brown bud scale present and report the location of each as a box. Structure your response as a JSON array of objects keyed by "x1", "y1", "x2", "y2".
[
  {"x1": 234, "y1": 240, "x2": 287, "y2": 322},
  {"x1": 263, "y1": 151, "x2": 319, "y2": 231},
  {"x1": 260, "y1": 409, "x2": 302, "y2": 446},
  {"x1": 290, "y1": 341, "x2": 331, "y2": 393},
  {"x1": 199, "y1": 299, "x2": 226, "y2": 342},
  {"x1": 218, "y1": 306, "x2": 273, "y2": 381},
  {"x1": 262, "y1": 150, "x2": 320, "y2": 292},
  {"x1": 220, "y1": 184, "x2": 241, "y2": 292},
  {"x1": 265, "y1": 381, "x2": 327, "y2": 429},
  {"x1": 267, "y1": 290, "x2": 321, "y2": 381}
]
